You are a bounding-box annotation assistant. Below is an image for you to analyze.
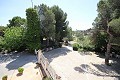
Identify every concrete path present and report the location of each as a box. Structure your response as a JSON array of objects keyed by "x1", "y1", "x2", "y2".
[
  {"x1": 0, "y1": 51, "x2": 42, "y2": 80},
  {"x1": 44, "y1": 46, "x2": 120, "y2": 80}
]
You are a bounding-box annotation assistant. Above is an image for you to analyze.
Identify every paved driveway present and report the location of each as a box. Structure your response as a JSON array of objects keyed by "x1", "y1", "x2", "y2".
[
  {"x1": 0, "y1": 51, "x2": 41, "y2": 80},
  {"x1": 44, "y1": 46, "x2": 120, "y2": 80}
]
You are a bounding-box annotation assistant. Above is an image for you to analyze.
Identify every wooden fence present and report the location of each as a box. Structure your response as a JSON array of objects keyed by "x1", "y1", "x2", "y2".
[{"x1": 37, "y1": 50, "x2": 61, "y2": 80}]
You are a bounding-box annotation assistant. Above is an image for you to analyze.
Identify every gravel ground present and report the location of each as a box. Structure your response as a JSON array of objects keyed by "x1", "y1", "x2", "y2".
[
  {"x1": 44, "y1": 46, "x2": 120, "y2": 80},
  {"x1": 0, "y1": 45, "x2": 120, "y2": 80}
]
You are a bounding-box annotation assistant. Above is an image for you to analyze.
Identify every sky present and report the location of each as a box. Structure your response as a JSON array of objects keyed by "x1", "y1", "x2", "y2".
[{"x1": 0, "y1": 0, "x2": 99, "y2": 30}]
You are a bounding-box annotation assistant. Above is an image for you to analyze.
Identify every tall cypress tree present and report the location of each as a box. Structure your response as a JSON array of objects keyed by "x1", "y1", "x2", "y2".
[{"x1": 26, "y1": 8, "x2": 41, "y2": 52}]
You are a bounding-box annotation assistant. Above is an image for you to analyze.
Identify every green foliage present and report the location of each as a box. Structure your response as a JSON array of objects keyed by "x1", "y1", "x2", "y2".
[
  {"x1": 2, "y1": 75, "x2": 7, "y2": 80},
  {"x1": 72, "y1": 43, "x2": 79, "y2": 51},
  {"x1": 42, "y1": 9, "x2": 56, "y2": 39},
  {"x1": 78, "y1": 48, "x2": 84, "y2": 52},
  {"x1": 0, "y1": 26, "x2": 6, "y2": 31},
  {"x1": 0, "y1": 26, "x2": 7, "y2": 36},
  {"x1": 94, "y1": 31, "x2": 108, "y2": 52},
  {"x1": 37, "y1": 4, "x2": 56, "y2": 47},
  {"x1": 4, "y1": 27, "x2": 25, "y2": 51},
  {"x1": 66, "y1": 27, "x2": 73, "y2": 41},
  {"x1": 109, "y1": 18, "x2": 120, "y2": 34},
  {"x1": 109, "y1": 18, "x2": 120, "y2": 51},
  {"x1": 44, "y1": 77, "x2": 53, "y2": 80},
  {"x1": 79, "y1": 35, "x2": 94, "y2": 51},
  {"x1": 7, "y1": 16, "x2": 26, "y2": 28},
  {"x1": 93, "y1": 0, "x2": 120, "y2": 54},
  {"x1": 39, "y1": 4, "x2": 56, "y2": 38},
  {"x1": 0, "y1": 36, "x2": 4, "y2": 51},
  {"x1": 74, "y1": 30, "x2": 85, "y2": 42},
  {"x1": 51, "y1": 5, "x2": 68, "y2": 41},
  {"x1": 36, "y1": 4, "x2": 69, "y2": 49},
  {"x1": 112, "y1": 9, "x2": 120, "y2": 19},
  {"x1": 18, "y1": 67, "x2": 24, "y2": 73},
  {"x1": 26, "y1": 8, "x2": 41, "y2": 52},
  {"x1": 73, "y1": 30, "x2": 94, "y2": 52}
]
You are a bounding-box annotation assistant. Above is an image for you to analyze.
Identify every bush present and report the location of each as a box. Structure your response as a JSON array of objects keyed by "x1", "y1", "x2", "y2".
[
  {"x1": 4, "y1": 27, "x2": 26, "y2": 51},
  {"x1": 2, "y1": 75, "x2": 7, "y2": 80},
  {"x1": 73, "y1": 43, "x2": 79, "y2": 51},
  {"x1": 18, "y1": 67, "x2": 24, "y2": 73},
  {"x1": 44, "y1": 77, "x2": 53, "y2": 80},
  {"x1": 78, "y1": 48, "x2": 84, "y2": 52},
  {"x1": 0, "y1": 36, "x2": 4, "y2": 52},
  {"x1": 93, "y1": 31, "x2": 108, "y2": 52},
  {"x1": 26, "y1": 43, "x2": 40, "y2": 52}
]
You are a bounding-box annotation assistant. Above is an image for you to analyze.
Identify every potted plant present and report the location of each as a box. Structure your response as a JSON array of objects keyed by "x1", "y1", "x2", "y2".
[
  {"x1": 2, "y1": 75, "x2": 7, "y2": 80},
  {"x1": 18, "y1": 67, "x2": 24, "y2": 74},
  {"x1": 44, "y1": 77, "x2": 53, "y2": 80}
]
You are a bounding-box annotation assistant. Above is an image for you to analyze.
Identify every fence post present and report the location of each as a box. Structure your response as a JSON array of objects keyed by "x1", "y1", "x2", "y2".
[
  {"x1": 38, "y1": 50, "x2": 42, "y2": 64},
  {"x1": 38, "y1": 50, "x2": 61, "y2": 80}
]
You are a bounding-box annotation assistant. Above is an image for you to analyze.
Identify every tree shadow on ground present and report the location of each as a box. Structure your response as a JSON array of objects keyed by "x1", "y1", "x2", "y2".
[
  {"x1": 74, "y1": 66, "x2": 85, "y2": 73},
  {"x1": 110, "y1": 58, "x2": 120, "y2": 74},
  {"x1": 74, "y1": 64, "x2": 100, "y2": 74},
  {"x1": 43, "y1": 47, "x2": 72, "y2": 63},
  {"x1": 93, "y1": 52, "x2": 120, "y2": 78},
  {"x1": 92, "y1": 63, "x2": 120, "y2": 77},
  {"x1": 74, "y1": 64, "x2": 120, "y2": 79},
  {"x1": 0, "y1": 51, "x2": 21, "y2": 64},
  {"x1": 5, "y1": 52, "x2": 37, "y2": 70}
]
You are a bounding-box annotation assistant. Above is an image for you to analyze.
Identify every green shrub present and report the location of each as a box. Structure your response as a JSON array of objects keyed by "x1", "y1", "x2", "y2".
[
  {"x1": 73, "y1": 43, "x2": 79, "y2": 51},
  {"x1": 4, "y1": 27, "x2": 26, "y2": 51},
  {"x1": 83, "y1": 45, "x2": 95, "y2": 51},
  {"x1": 26, "y1": 43, "x2": 40, "y2": 52},
  {"x1": 2, "y1": 75, "x2": 7, "y2": 80},
  {"x1": 44, "y1": 77, "x2": 53, "y2": 80},
  {"x1": 78, "y1": 48, "x2": 84, "y2": 52},
  {"x1": 0, "y1": 36, "x2": 4, "y2": 52},
  {"x1": 18, "y1": 67, "x2": 24, "y2": 73}
]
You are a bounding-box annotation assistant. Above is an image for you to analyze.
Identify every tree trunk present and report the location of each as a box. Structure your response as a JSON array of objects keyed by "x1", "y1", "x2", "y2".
[
  {"x1": 105, "y1": 20, "x2": 113, "y2": 65},
  {"x1": 105, "y1": 42, "x2": 111, "y2": 65},
  {"x1": 47, "y1": 38, "x2": 49, "y2": 47}
]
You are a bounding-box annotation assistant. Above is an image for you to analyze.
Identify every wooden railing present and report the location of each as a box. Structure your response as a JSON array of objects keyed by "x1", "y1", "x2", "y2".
[{"x1": 38, "y1": 50, "x2": 61, "y2": 80}]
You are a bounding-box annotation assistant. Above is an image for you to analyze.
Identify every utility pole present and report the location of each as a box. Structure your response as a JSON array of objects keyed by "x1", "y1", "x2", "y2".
[{"x1": 31, "y1": 0, "x2": 33, "y2": 8}]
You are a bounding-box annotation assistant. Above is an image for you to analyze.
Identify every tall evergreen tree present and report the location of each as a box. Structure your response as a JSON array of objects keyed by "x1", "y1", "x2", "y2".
[
  {"x1": 37, "y1": 4, "x2": 56, "y2": 47},
  {"x1": 93, "y1": 0, "x2": 120, "y2": 65},
  {"x1": 7, "y1": 16, "x2": 26, "y2": 28},
  {"x1": 51, "y1": 5, "x2": 68, "y2": 42},
  {"x1": 25, "y1": 8, "x2": 41, "y2": 52}
]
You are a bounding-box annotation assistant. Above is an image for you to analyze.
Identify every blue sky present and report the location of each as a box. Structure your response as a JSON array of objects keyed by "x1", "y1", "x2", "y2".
[{"x1": 0, "y1": 0, "x2": 99, "y2": 30}]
